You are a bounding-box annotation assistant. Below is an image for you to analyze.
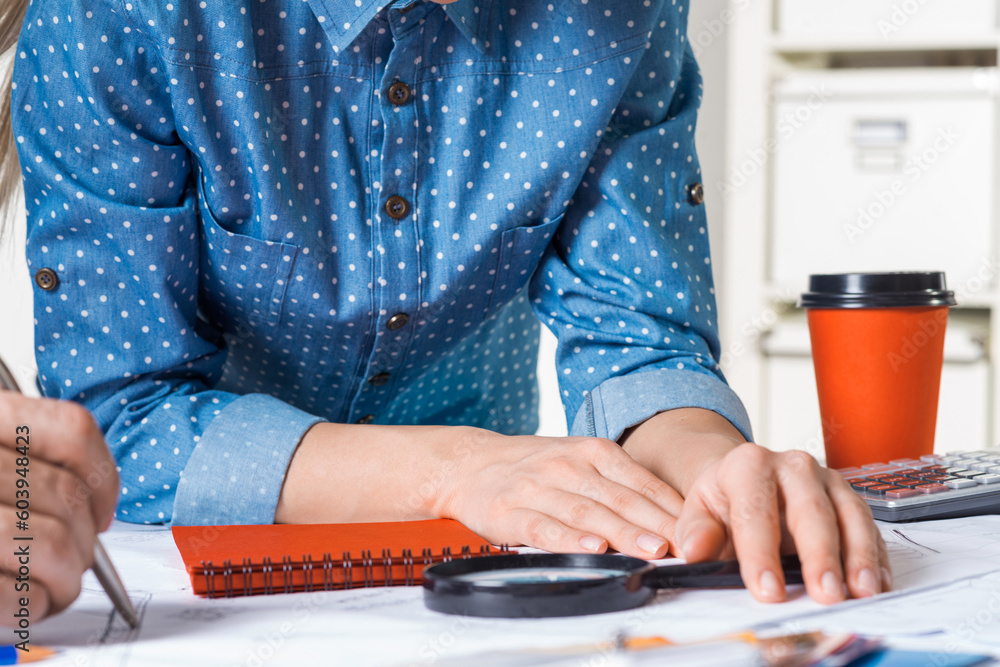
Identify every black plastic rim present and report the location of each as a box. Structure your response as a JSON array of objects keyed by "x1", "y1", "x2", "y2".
[
  {"x1": 422, "y1": 553, "x2": 655, "y2": 618},
  {"x1": 798, "y1": 272, "x2": 956, "y2": 309}
]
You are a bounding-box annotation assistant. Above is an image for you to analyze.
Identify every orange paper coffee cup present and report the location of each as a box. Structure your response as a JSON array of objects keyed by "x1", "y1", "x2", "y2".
[{"x1": 799, "y1": 273, "x2": 956, "y2": 470}]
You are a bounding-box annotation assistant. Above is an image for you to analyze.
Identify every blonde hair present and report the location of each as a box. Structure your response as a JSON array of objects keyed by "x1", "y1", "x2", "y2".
[{"x1": 1, "y1": 0, "x2": 30, "y2": 233}]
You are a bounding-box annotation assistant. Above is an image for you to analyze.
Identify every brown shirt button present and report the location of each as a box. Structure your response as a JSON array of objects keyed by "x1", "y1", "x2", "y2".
[
  {"x1": 687, "y1": 182, "x2": 705, "y2": 206},
  {"x1": 386, "y1": 313, "x2": 409, "y2": 330},
  {"x1": 388, "y1": 81, "x2": 411, "y2": 106},
  {"x1": 398, "y1": 1, "x2": 419, "y2": 13},
  {"x1": 34, "y1": 268, "x2": 59, "y2": 292},
  {"x1": 384, "y1": 195, "x2": 410, "y2": 221},
  {"x1": 356, "y1": 414, "x2": 375, "y2": 424},
  {"x1": 368, "y1": 372, "x2": 391, "y2": 386}
]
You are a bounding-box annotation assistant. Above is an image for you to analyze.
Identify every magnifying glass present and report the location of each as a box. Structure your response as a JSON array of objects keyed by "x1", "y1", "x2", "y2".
[{"x1": 423, "y1": 553, "x2": 804, "y2": 618}]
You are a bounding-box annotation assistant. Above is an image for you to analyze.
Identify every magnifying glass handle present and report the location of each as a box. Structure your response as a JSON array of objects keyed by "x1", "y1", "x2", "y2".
[{"x1": 647, "y1": 553, "x2": 804, "y2": 590}]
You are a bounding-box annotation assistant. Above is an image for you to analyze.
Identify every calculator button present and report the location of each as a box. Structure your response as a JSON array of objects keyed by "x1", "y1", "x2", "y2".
[
  {"x1": 865, "y1": 473, "x2": 894, "y2": 481},
  {"x1": 894, "y1": 480, "x2": 924, "y2": 488},
  {"x1": 885, "y1": 488, "x2": 919, "y2": 499},
  {"x1": 970, "y1": 462, "x2": 996, "y2": 472},
  {"x1": 892, "y1": 469, "x2": 921, "y2": 477},
  {"x1": 923, "y1": 475, "x2": 952, "y2": 482},
  {"x1": 836, "y1": 467, "x2": 863, "y2": 475},
  {"x1": 916, "y1": 483, "x2": 948, "y2": 494},
  {"x1": 920, "y1": 455, "x2": 943, "y2": 463},
  {"x1": 974, "y1": 474, "x2": 1000, "y2": 485},
  {"x1": 957, "y1": 459, "x2": 984, "y2": 468},
  {"x1": 866, "y1": 484, "x2": 897, "y2": 495},
  {"x1": 942, "y1": 467, "x2": 970, "y2": 475},
  {"x1": 862, "y1": 463, "x2": 891, "y2": 469},
  {"x1": 944, "y1": 478, "x2": 979, "y2": 489},
  {"x1": 939, "y1": 456, "x2": 965, "y2": 465},
  {"x1": 880, "y1": 476, "x2": 909, "y2": 484},
  {"x1": 852, "y1": 481, "x2": 883, "y2": 491},
  {"x1": 953, "y1": 470, "x2": 986, "y2": 478},
  {"x1": 989, "y1": 466, "x2": 1000, "y2": 475}
]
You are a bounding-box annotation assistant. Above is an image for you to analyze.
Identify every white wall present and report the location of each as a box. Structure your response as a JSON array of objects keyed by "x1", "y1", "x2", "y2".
[
  {"x1": 689, "y1": 0, "x2": 730, "y2": 302},
  {"x1": 0, "y1": 190, "x2": 37, "y2": 397}
]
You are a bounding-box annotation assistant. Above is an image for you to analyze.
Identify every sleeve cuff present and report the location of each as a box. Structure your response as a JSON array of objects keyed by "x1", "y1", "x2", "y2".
[
  {"x1": 569, "y1": 369, "x2": 754, "y2": 444},
  {"x1": 171, "y1": 393, "x2": 324, "y2": 526}
]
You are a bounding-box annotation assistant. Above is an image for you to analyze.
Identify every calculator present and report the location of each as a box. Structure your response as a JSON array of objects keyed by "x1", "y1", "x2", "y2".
[{"x1": 837, "y1": 451, "x2": 1000, "y2": 522}]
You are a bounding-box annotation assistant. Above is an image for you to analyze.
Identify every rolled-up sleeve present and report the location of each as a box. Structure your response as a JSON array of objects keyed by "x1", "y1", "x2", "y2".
[
  {"x1": 12, "y1": 0, "x2": 321, "y2": 525},
  {"x1": 529, "y1": 3, "x2": 753, "y2": 444}
]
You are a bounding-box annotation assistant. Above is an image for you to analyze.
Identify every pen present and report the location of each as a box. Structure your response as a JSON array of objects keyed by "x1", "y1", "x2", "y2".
[
  {"x1": 0, "y1": 358, "x2": 139, "y2": 629},
  {"x1": 0, "y1": 645, "x2": 55, "y2": 664}
]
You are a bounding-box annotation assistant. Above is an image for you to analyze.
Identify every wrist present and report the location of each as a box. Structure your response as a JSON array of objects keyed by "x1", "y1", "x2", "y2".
[
  {"x1": 427, "y1": 425, "x2": 496, "y2": 519},
  {"x1": 620, "y1": 408, "x2": 745, "y2": 496}
]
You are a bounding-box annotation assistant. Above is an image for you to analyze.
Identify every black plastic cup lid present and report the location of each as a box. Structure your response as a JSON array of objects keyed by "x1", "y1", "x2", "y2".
[{"x1": 798, "y1": 272, "x2": 957, "y2": 309}]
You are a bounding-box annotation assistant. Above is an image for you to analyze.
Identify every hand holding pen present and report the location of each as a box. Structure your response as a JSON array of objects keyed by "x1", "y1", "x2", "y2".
[{"x1": 0, "y1": 359, "x2": 137, "y2": 627}]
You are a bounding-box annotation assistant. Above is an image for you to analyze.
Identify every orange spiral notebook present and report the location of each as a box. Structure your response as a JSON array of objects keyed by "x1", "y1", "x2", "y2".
[{"x1": 172, "y1": 519, "x2": 506, "y2": 598}]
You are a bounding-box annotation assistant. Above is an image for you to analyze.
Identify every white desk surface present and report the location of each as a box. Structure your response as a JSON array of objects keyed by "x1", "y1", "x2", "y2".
[{"x1": 26, "y1": 516, "x2": 1000, "y2": 666}]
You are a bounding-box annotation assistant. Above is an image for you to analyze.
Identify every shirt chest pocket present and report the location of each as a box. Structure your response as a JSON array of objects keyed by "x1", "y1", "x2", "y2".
[
  {"x1": 197, "y1": 203, "x2": 300, "y2": 336},
  {"x1": 485, "y1": 213, "x2": 564, "y2": 320}
]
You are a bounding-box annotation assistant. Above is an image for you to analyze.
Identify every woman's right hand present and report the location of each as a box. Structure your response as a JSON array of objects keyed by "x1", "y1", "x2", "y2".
[
  {"x1": 433, "y1": 429, "x2": 685, "y2": 559},
  {"x1": 0, "y1": 392, "x2": 118, "y2": 623}
]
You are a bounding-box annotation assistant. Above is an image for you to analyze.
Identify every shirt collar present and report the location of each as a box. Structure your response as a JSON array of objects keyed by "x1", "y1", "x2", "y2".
[{"x1": 304, "y1": 0, "x2": 491, "y2": 56}]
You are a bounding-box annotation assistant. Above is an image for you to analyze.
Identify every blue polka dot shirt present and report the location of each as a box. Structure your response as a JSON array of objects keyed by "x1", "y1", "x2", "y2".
[{"x1": 12, "y1": 0, "x2": 752, "y2": 526}]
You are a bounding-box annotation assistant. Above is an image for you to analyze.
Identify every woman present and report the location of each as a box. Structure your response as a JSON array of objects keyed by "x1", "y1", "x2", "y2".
[{"x1": 0, "y1": 0, "x2": 889, "y2": 619}]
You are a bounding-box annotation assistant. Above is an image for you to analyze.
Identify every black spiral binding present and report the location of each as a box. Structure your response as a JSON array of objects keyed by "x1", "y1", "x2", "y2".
[
  {"x1": 197, "y1": 543, "x2": 510, "y2": 598},
  {"x1": 303, "y1": 554, "x2": 313, "y2": 594}
]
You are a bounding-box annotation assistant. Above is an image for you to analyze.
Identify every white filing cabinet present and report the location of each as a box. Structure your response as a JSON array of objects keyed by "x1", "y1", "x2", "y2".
[
  {"x1": 770, "y1": 68, "x2": 997, "y2": 293},
  {"x1": 778, "y1": 0, "x2": 998, "y2": 41},
  {"x1": 762, "y1": 317, "x2": 991, "y2": 463}
]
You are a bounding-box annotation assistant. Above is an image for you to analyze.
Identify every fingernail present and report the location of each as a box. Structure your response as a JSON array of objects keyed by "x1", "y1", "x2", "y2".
[
  {"x1": 881, "y1": 566, "x2": 893, "y2": 592},
  {"x1": 579, "y1": 535, "x2": 605, "y2": 553},
  {"x1": 856, "y1": 567, "x2": 878, "y2": 597},
  {"x1": 636, "y1": 534, "x2": 666, "y2": 555},
  {"x1": 759, "y1": 570, "x2": 781, "y2": 601},
  {"x1": 822, "y1": 570, "x2": 843, "y2": 600}
]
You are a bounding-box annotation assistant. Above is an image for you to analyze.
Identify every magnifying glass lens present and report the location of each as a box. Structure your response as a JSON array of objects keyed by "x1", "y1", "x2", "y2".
[{"x1": 449, "y1": 567, "x2": 627, "y2": 586}]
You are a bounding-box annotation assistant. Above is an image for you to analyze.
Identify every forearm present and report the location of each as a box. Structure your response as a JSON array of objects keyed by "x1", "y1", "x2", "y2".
[
  {"x1": 275, "y1": 422, "x2": 479, "y2": 524},
  {"x1": 619, "y1": 408, "x2": 747, "y2": 497}
]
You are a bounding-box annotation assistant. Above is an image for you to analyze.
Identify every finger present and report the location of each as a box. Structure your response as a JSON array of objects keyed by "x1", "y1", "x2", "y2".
[
  {"x1": 826, "y1": 471, "x2": 890, "y2": 597},
  {"x1": 0, "y1": 448, "x2": 98, "y2": 566},
  {"x1": 585, "y1": 440, "x2": 685, "y2": 517},
  {"x1": 0, "y1": 510, "x2": 90, "y2": 616},
  {"x1": 541, "y1": 489, "x2": 670, "y2": 558},
  {"x1": 0, "y1": 570, "x2": 50, "y2": 625},
  {"x1": 499, "y1": 507, "x2": 609, "y2": 555},
  {"x1": 777, "y1": 452, "x2": 845, "y2": 604},
  {"x1": 673, "y1": 492, "x2": 729, "y2": 562},
  {"x1": 573, "y1": 476, "x2": 680, "y2": 549},
  {"x1": 0, "y1": 393, "x2": 118, "y2": 529},
  {"x1": 720, "y1": 445, "x2": 786, "y2": 602}
]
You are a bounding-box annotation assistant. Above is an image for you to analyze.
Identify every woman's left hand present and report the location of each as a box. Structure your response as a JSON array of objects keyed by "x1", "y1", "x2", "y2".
[{"x1": 672, "y1": 443, "x2": 890, "y2": 604}]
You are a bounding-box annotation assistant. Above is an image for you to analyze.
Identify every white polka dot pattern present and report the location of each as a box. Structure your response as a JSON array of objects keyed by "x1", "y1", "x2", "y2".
[{"x1": 11, "y1": 0, "x2": 750, "y2": 526}]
